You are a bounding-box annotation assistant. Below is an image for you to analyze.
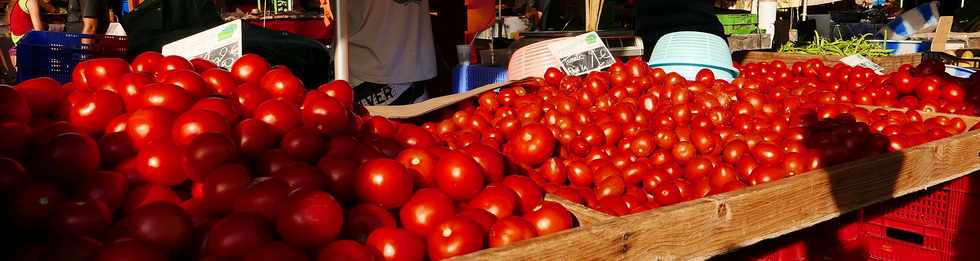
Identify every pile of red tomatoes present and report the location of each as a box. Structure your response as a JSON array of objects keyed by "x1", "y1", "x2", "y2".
[
  {"x1": 1, "y1": 53, "x2": 576, "y2": 261},
  {"x1": 419, "y1": 57, "x2": 974, "y2": 217}
]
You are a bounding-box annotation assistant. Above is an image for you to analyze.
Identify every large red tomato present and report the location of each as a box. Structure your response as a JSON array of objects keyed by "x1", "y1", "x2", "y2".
[
  {"x1": 253, "y1": 99, "x2": 302, "y2": 135},
  {"x1": 488, "y1": 216, "x2": 537, "y2": 247},
  {"x1": 171, "y1": 109, "x2": 231, "y2": 147},
  {"x1": 318, "y1": 240, "x2": 377, "y2": 261},
  {"x1": 231, "y1": 54, "x2": 272, "y2": 84},
  {"x1": 399, "y1": 188, "x2": 456, "y2": 236},
  {"x1": 467, "y1": 185, "x2": 520, "y2": 218},
  {"x1": 318, "y1": 156, "x2": 360, "y2": 204},
  {"x1": 276, "y1": 190, "x2": 344, "y2": 248},
  {"x1": 232, "y1": 178, "x2": 292, "y2": 221},
  {"x1": 205, "y1": 213, "x2": 276, "y2": 258},
  {"x1": 90, "y1": 239, "x2": 167, "y2": 261},
  {"x1": 192, "y1": 97, "x2": 241, "y2": 121},
  {"x1": 356, "y1": 159, "x2": 414, "y2": 209},
  {"x1": 201, "y1": 68, "x2": 241, "y2": 97},
  {"x1": 507, "y1": 124, "x2": 556, "y2": 166},
  {"x1": 69, "y1": 90, "x2": 126, "y2": 135},
  {"x1": 0, "y1": 85, "x2": 32, "y2": 123},
  {"x1": 14, "y1": 77, "x2": 61, "y2": 116},
  {"x1": 366, "y1": 228, "x2": 426, "y2": 261},
  {"x1": 234, "y1": 83, "x2": 271, "y2": 117},
  {"x1": 107, "y1": 72, "x2": 154, "y2": 112},
  {"x1": 79, "y1": 58, "x2": 132, "y2": 91},
  {"x1": 121, "y1": 184, "x2": 181, "y2": 214},
  {"x1": 242, "y1": 242, "x2": 309, "y2": 261},
  {"x1": 523, "y1": 201, "x2": 573, "y2": 236},
  {"x1": 156, "y1": 55, "x2": 194, "y2": 75},
  {"x1": 502, "y1": 175, "x2": 544, "y2": 213},
  {"x1": 183, "y1": 132, "x2": 239, "y2": 181},
  {"x1": 433, "y1": 151, "x2": 486, "y2": 201},
  {"x1": 301, "y1": 90, "x2": 349, "y2": 135},
  {"x1": 117, "y1": 202, "x2": 194, "y2": 252},
  {"x1": 234, "y1": 119, "x2": 279, "y2": 158},
  {"x1": 201, "y1": 164, "x2": 251, "y2": 214},
  {"x1": 318, "y1": 80, "x2": 355, "y2": 110},
  {"x1": 131, "y1": 52, "x2": 163, "y2": 73},
  {"x1": 135, "y1": 143, "x2": 187, "y2": 186},
  {"x1": 75, "y1": 170, "x2": 128, "y2": 211},
  {"x1": 462, "y1": 144, "x2": 505, "y2": 183},
  {"x1": 280, "y1": 127, "x2": 326, "y2": 162},
  {"x1": 140, "y1": 83, "x2": 194, "y2": 113},
  {"x1": 260, "y1": 68, "x2": 305, "y2": 105},
  {"x1": 36, "y1": 132, "x2": 100, "y2": 183},
  {"x1": 396, "y1": 148, "x2": 438, "y2": 188},
  {"x1": 427, "y1": 216, "x2": 486, "y2": 260},
  {"x1": 48, "y1": 199, "x2": 112, "y2": 238},
  {"x1": 160, "y1": 69, "x2": 212, "y2": 99},
  {"x1": 343, "y1": 203, "x2": 397, "y2": 242}
]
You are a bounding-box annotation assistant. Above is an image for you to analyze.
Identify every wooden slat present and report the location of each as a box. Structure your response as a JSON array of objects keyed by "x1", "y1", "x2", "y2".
[
  {"x1": 455, "y1": 129, "x2": 980, "y2": 260},
  {"x1": 545, "y1": 194, "x2": 613, "y2": 226}
]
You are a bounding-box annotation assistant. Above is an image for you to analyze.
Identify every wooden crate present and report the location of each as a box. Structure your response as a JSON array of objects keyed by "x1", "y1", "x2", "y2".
[
  {"x1": 734, "y1": 51, "x2": 922, "y2": 73},
  {"x1": 452, "y1": 111, "x2": 980, "y2": 260}
]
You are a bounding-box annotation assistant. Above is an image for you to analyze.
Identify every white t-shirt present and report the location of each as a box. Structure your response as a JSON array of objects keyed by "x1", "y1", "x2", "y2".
[{"x1": 342, "y1": 0, "x2": 437, "y2": 85}]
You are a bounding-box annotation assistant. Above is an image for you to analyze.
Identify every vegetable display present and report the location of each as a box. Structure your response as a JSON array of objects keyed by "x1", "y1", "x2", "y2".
[{"x1": 778, "y1": 35, "x2": 893, "y2": 57}]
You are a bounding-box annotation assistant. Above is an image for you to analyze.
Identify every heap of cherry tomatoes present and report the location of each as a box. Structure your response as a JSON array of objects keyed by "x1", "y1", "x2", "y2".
[
  {"x1": 420, "y1": 57, "x2": 976, "y2": 216},
  {"x1": 1, "y1": 53, "x2": 576, "y2": 261}
]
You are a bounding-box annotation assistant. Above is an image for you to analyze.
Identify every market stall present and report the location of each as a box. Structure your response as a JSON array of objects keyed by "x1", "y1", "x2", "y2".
[{"x1": 3, "y1": 0, "x2": 980, "y2": 260}]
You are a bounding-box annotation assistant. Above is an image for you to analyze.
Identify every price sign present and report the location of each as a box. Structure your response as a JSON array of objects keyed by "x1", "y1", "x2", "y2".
[
  {"x1": 163, "y1": 20, "x2": 244, "y2": 69},
  {"x1": 840, "y1": 54, "x2": 885, "y2": 75},
  {"x1": 545, "y1": 32, "x2": 615, "y2": 76}
]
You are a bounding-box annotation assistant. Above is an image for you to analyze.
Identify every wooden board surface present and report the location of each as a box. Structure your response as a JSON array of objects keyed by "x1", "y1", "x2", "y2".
[{"x1": 454, "y1": 127, "x2": 980, "y2": 260}]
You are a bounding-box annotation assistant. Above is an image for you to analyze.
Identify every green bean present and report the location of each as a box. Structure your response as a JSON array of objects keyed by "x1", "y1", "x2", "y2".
[{"x1": 778, "y1": 34, "x2": 891, "y2": 58}]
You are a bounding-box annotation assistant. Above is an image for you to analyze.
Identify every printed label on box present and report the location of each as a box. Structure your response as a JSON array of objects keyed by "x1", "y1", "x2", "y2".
[
  {"x1": 162, "y1": 20, "x2": 244, "y2": 69},
  {"x1": 546, "y1": 32, "x2": 615, "y2": 76}
]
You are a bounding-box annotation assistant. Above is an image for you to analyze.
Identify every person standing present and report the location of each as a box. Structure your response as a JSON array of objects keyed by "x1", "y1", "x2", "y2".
[
  {"x1": 67, "y1": 0, "x2": 109, "y2": 34},
  {"x1": 634, "y1": 0, "x2": 725, "y2": 58},
  {"x1": 9, "y1": 0, "x2": 45, "y2": 44},
  {"x1": 321, "y1": 0, "x2": 437, "y2": 106},
  {"x1": 8, "y1": 0, "x2": 46, "y2": 66}
]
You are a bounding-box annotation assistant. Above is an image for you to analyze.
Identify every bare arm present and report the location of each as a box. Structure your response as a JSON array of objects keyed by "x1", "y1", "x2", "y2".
[
  {"x1": 320, "y1": 0, "x2": 333, "y2": 27},
  {"x1": 82, "y1": 17, "x2": 97, "y2": 34},
  {"x1": 27, "y1": 0, "x2": 45, "y2": 31}
]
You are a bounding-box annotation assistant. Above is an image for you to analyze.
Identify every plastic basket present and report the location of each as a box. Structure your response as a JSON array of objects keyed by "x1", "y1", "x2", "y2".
[
  {"x1": 16, "y1": 31, "x2": 128, "y2": 83},
  {"x1": 862, "y1": 174, "x2": 980, "y2": 261},
  {"x1": 507, "y1": 37, "x2": 566, "y2": 81},
  {"x1": 648, "y1": 31, "x2": 739, "y2": 81},
  {"x1": 451, "y1": 65, "x2": 508, "y2": 94}
]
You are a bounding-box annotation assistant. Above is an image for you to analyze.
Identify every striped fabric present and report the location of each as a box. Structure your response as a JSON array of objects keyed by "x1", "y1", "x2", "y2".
[{"x1": 879, "y1": 1, "x2": 940, "y2": 40}]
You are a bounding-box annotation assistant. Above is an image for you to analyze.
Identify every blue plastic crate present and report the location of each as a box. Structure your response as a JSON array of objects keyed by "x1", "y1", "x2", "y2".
[
  {"x1": 16, "y1": 31, "x2": 128, "y2": 83},
  {"x1": 451, "y1": 65, "x2": 508, "y2": 93}
]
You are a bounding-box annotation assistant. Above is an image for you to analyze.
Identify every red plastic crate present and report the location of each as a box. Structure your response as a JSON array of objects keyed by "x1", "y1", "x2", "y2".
[{"x1": 862, "y1": 174, "x2": 980, "y2": 261}]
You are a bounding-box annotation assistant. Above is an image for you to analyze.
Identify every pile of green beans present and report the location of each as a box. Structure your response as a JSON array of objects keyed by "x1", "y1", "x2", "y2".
[{"x1": 778, "y1": 35, "x2": 892, "y2": 58}]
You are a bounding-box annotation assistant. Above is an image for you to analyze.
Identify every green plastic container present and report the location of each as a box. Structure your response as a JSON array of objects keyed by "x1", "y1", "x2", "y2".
[
  {"x1": 717, "y1": 14, "x2": 758, "y2": 25},
  {"x1": 723, "y1": 24, "x2": 760, "y2": 35}
]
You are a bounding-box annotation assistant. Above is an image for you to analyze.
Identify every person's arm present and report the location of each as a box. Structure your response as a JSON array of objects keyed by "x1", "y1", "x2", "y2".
[
  {"x1": 80, "y1": 0, "x2": 99, "y2": 34},
  {"x1": 320, "y1": 0, "x2": 333, "y2": 28},
  {"x1": 27, "y1": 0, "x2": 45, "y2": 31},
  {"x1": 82, "y1": 17, "x2": 97, "y2": 34}
]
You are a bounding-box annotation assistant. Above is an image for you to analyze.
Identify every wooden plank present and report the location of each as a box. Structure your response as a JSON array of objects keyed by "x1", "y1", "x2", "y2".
[
  {"x1": 545, "y1": 194, "x2": 613, "y2": 226},
  {"x1": 930, "y1": 16, "x2": 955, "y2": 52},
  {"x1": 455, "y1": 129, "x2": 980, "y2": 260}
]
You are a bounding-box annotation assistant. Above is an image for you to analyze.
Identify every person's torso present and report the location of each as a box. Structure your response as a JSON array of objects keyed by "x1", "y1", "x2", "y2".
[
  {"x1": 346, "y1": 0, "x2": 437, "y2": 85},
  {"x1": 67, "y1": 0, "x2": 109, "y2": 33},
  {"x1": 10, "y1": 0, "x2": 33, "y2": 42}
]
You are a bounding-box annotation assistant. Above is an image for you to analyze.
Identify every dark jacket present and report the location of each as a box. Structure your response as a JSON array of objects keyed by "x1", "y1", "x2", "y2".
[{"x1": 635, "y1": 0, "x2": 725, "y2": 58}]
